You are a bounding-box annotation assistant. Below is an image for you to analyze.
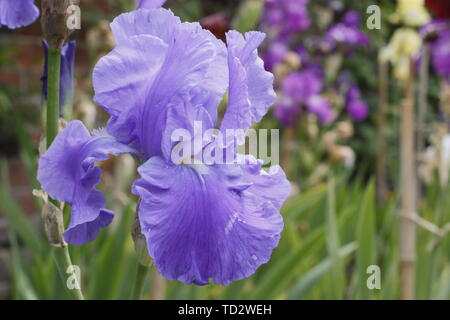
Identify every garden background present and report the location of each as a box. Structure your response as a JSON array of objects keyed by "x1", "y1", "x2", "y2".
[{"x1": 0, "y1": 0, "x2": 449, "y2": 300}]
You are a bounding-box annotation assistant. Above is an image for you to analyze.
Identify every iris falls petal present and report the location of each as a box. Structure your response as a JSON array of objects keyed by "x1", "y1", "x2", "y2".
[
  {"x1": 37, "y1": 121, "x2": 135, "y2": 245},
  {"x1": 132, "y1": 157, "x2": 289, "y2": 285}
]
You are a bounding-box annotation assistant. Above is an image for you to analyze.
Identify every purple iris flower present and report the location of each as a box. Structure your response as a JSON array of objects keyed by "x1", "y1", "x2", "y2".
[
  {"x1": 431, "y1": 32, "x2": 450, "y2": 77},
  {"x1": 42, "y1": 41, "x2": 77, "y2": 116},
  {"x1": 38, "y1": 8, "x2": 290, "y2": 286},
  {"x1": 274, "y1": 68, "x2": 334, "y2": 125},
  {"x1": 38, "y1": 121, "x2": 135, "y2": 245},
  {"x1": 325, "y1": 11, "x2": 370, "y2": 50},
  {"x1": 342, "y1": 10, "x2": 361, "y2": 28},
  {"x1": 421, "y1": 20, "x2": 450, "y2": 78},
  {"x1": 263, "y1": 42, "x2": 288, "y2": 72},
  {"x1": 262, "y1": 0, "x2": 310, "y2": 40},
  {"x1": 346, "y1": 99, "x2": 369, "y2": 121},
  {"x1": 273, "y1": 95, "x2": 301, "y2": 126},
  {"x1": 345, "y1": 85, "x2": 368, "y2": 121},
  {"x1": 0, "y1": 0, "x2": 39, "y2": 29},
  {"x1": 306, "y1": 95, "x2": 336, "y2": 124}
]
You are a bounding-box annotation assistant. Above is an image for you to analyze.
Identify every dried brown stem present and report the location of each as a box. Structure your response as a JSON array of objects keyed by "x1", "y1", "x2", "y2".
[
  {"x1": 399, "y1": 59, "x2": 416, "y2": 300},
  {"x1": 376, "y1": 60, "x2": 388, "y2": 206}
]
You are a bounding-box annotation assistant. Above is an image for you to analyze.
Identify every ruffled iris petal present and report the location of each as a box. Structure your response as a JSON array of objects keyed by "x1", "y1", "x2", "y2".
[
  {"x1": 0, "y1": 0, "x2": 39, "y2": 29},
  {"x1": 37, "y1": 121, "x2": 135, "y2": 245},
  {"x1": 240, "y1": 156, "x2": 291, "y2": 210},
  {"x1": 221, "y1": 31, "x2": 276, "y2": 132},
  {"x1": 109, "y1": 8, "x2": 227, "y2": 122},
  {"x1": 94, "y1": 9, "x2": 228, "y2": 158},
  {"x1": 93, "y1": 34, "x2": 169, "y2": 145},
  {"x1": 132, "y1": 157, "x2": 289, "y2": 285},
  {"x1": 162, "y1": 98, "x2": 214, "y2": 162}
]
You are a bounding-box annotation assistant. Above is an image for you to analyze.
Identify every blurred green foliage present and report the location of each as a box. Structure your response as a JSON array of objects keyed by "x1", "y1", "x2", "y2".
[{"x1": 2, "y1": 161, "x2": 449, "y2": 299}]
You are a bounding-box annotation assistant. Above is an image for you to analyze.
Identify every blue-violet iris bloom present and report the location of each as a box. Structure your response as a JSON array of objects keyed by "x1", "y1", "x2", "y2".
[
  {"x1": 38, "y1": 7, "x2": 290, "y2": 286},
  {"x1": 0, "y1": 0, "x2": 39, "y2": 29}
]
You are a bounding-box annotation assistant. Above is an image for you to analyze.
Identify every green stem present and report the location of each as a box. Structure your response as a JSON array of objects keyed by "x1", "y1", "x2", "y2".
[
  {"x1": 131, "y1": 264, "x2": 149, "y2": 300},
  {"x1": 46, "y1": 47, "x2": 61, "y2": 148},
  {"x1": 46, "y1": 47, "x2": 84, "y2": 300},
  {"x1": 52, "y1": 246, "x2": 84, "y2": 300}
]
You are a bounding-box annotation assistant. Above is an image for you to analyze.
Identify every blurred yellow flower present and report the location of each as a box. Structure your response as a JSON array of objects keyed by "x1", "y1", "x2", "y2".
[
  {"x1": 391, "y1": 0, "x2": 430, "y2": 27},
  {"x1": 380, "y1": 28, "x2": 422, "y2": 81}
]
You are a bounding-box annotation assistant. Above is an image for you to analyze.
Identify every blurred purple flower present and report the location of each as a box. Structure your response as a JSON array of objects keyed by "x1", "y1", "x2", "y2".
[
  {"x1": 274, "y1": 68, "x2": 334, "y2": 125},
  {"x1": 342, "y1": 11, "x2": 361, "y2": 28},
  {"x1": 281, "y1": 70, "x2": 323, "y2": 101},
  {"x1": 42, "y1": 40, "x2": 77, "y2": 115},
  {"x1": 345, "y1": 85, "x2": 368, "y2": 121},
  {"x1": 431, "y1": 33, "x2": 450, "y2": 77},
  {"x1": 306, "y1": 95, "x2": 336, "y2": 124},
  {"x1": 263, "y1": 42, "x2": 288, "y2": 71},
  {"x1": 0, "y1": 0, "x2": 39, "y2": 29},
  {"x1": 38, "y1": 8, "x2": 290, "y2": 286},
  {"x1": 262, "y1": 0, "x2": 310, "y2": 40},
  {"x1": 421, "y1": 20, "x2": 450, "y2": 78},
  {"x1": 346, "y1": 99, "x2": 368, "y2": 121},
  {"x1": 273, "y1": 95, "x2": 301, "y2": 126},
  {"x1": 325, "y1": 11, "x2": 370, "y2": 50}
]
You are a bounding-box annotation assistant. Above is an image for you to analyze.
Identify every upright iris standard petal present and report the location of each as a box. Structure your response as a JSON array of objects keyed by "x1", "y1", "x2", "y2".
[
  {"x1": 161, "y1": 98, "x2": 214, "y2": 162},
  {"x1": 93, "y1": 34, "x2": 169, "y2": 144},
  {"x1": 0, "y1": 0, "x2": 39, "y2": 29},
  {"x1": 42, "y1": 41, "x2": 77, "y2": 116},
  {"x1": 132, "y1": 157, "x2": 289, "y2": 285},
  {"x1": 138, "y1": 0, "x2": 167, "y2": 9},
  {"x1": 93, "y1": 9, "x2": 228, "y2": 157},
  {"x1": 37, "y1": 121, "x2": 135, "y2": 245},
  {"x1": 220, "y1": 31, "x2": 276, "y2": 132},
  {"x1": 105, "y1": 8, "x2": 227, "y2": 128}
]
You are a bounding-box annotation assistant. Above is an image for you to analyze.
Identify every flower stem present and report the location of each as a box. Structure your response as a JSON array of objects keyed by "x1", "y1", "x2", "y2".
[
  {"x1": 46, "y1": 47, "x2": 61, "y2": 148},
  {"x1": 45, "y1": 47, "x2": 84, "y2": 300},
  {"x1": 52, "y1": 246, "x2": 84, "y2": 300},
  {"x1": 399, "y1": 59, "x2": 416, "y2": 300},
  {"x1": 376, "y1": 59, "x2": 388, "y2": 206},
  {"x1": 131, "y1": 263, "x2": 149, "y2": 300}
]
